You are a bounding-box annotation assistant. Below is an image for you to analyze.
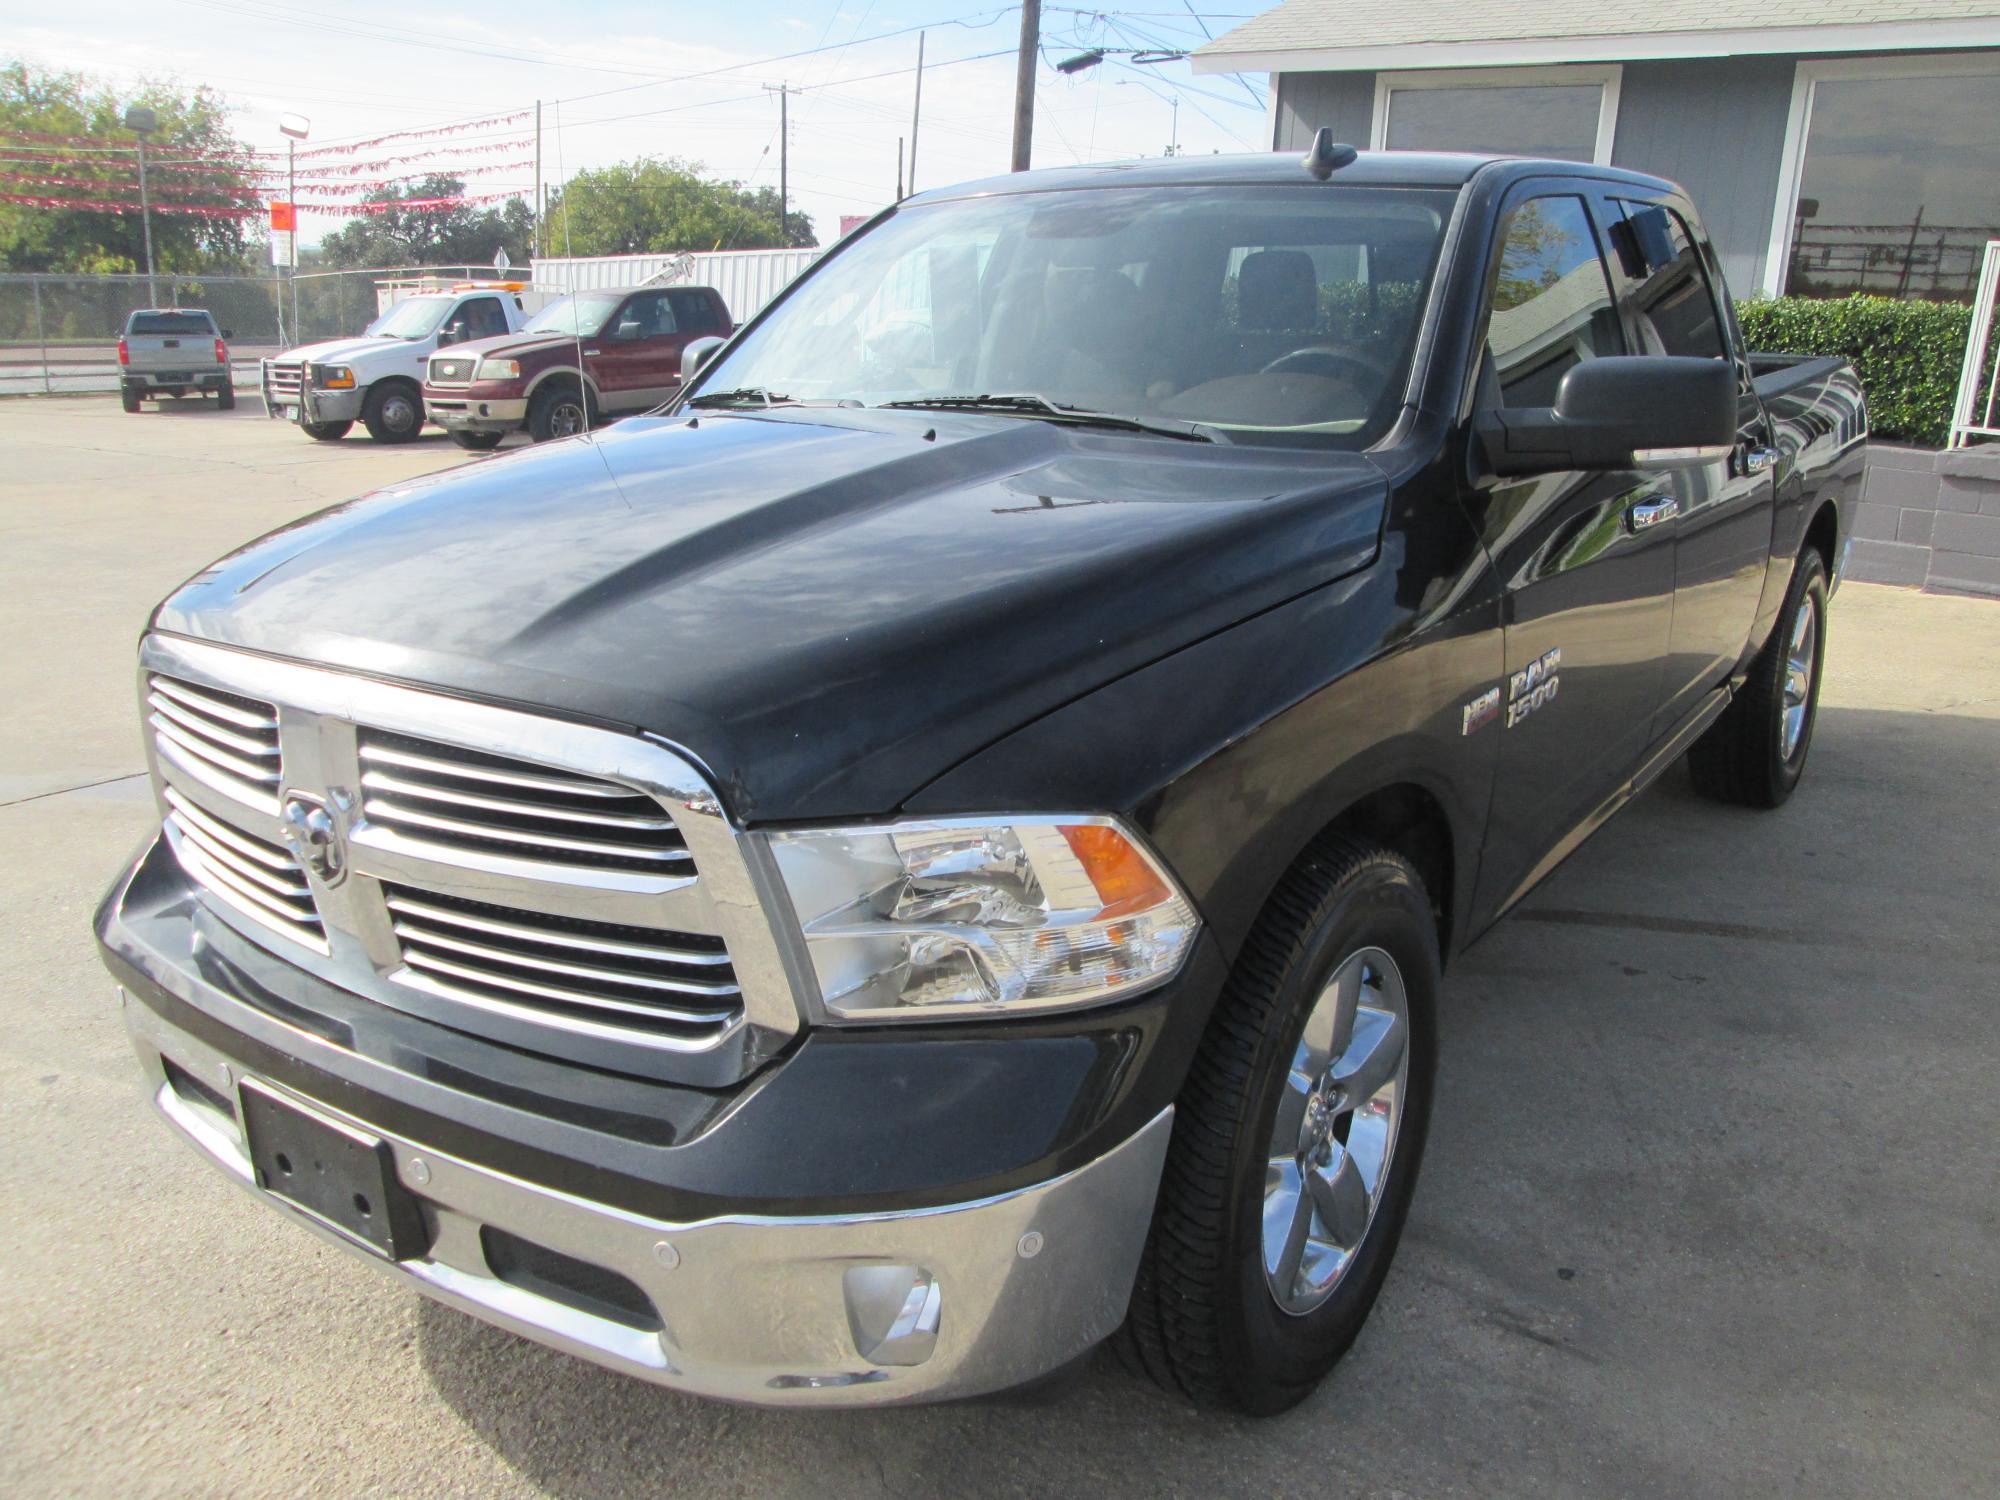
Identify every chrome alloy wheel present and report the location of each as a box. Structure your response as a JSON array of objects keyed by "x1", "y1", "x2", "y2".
[
  {"x1": 1782, "y1": 590, "x2": 1819, "y2": 761},
  {"x1": 549, "y1": 397, "x2": 587, "y2": 437},
  {"x1": 1261, "y1": 947, "x2": 1411, "y2": 1316}
]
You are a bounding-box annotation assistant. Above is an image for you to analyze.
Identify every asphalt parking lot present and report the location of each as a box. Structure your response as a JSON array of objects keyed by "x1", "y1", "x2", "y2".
[{"x1": 3, "y1": 395, "x2": 1996, "y2": 1499}]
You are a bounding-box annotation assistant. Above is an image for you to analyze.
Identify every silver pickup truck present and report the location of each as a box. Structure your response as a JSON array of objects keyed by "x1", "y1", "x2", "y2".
[{"x1": 119, "y1": 309, "x2": 236, "y2": 413}]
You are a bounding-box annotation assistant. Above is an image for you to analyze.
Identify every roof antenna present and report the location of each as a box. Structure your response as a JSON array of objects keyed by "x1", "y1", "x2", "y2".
[{"x1": 1302, "y1": 128, "x2": 1358, "y2": 180}]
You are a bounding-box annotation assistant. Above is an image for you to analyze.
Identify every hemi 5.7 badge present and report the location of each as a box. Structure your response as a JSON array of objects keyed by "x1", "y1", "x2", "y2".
[
  {"x1": 1461, "y1": 687, "x2": 1501, "y2": 735},
  {"x1": 1507, "y1": 647, "x2": 1561, "y2": 728}
]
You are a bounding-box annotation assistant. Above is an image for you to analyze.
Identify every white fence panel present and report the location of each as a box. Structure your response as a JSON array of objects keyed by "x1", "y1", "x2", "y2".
[{"x1": 530, "y1": 248, "x2": 822, "y2": 323}]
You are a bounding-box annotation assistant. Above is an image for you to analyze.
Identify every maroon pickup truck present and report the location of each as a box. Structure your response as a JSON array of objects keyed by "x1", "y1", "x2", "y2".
[{"x1": 422, "y1": 285, "x2": 731, "y2": 449}]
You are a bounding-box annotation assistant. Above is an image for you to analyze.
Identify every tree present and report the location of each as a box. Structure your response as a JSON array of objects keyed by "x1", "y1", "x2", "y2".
[
  {"x1": 314, "y1": 174, "x2": 534, "y2": 270},
  {"x1": 545, "y1": 158, "x2": 816, "y2": 257},
  {"x1": 0, "y1": 61, "x2": 262, "y2": 273}
]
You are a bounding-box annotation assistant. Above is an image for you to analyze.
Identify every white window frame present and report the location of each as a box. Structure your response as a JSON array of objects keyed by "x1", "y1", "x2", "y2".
[
  {"x1": 1369, "y1": 65, "x2": 1624, "y2": 166},
  {"x1": 1762, "y1": 51, "x2": 2000, "y2": 298}
]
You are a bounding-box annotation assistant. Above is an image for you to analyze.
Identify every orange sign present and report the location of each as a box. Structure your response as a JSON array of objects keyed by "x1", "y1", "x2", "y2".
[{"x1": 269, "y1": 201, "x2": 296, "y2": 232}]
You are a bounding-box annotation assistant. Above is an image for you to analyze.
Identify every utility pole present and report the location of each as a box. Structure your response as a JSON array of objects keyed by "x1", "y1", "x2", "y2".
[
  {"x1": 763, "y1": 83, "x2": 801, "y2": 242},
  {"x1": 1011, "y1": 0, "x2": 1041, "y2": 172},
  {"x1": 122, "y1": 106, "x2": 158, "y2": 303},
  {"x1": 909, "y1": 32, "x2": 924, "y2": 195},
  {"x1": 279, "y1": 114, "x2": 309, "y2": 347},
  {"x1": 897, "y1": 136, "x2": 905, "y2": 200},
  {"x1": 534, "y1": 100, "x2": 543, "y2": 261},
  {"x1": 287, "y1": 138, "x2": 299, "y2": 339}
]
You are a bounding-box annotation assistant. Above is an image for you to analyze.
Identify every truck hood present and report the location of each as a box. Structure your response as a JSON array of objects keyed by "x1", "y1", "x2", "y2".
[
  {"x1": 272, "y1": 335, "x2": 415, "y2": 366},
  {"x1": 153, "y1": 410, "x2": 1388, "y2": 821},
  {"x1": 440, "y1": 330, "x2": 587, "y2": 365}
]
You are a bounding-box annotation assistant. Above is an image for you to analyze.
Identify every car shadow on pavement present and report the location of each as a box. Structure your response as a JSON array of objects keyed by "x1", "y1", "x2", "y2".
[{"x1": 415, "y1": 704, "x2": 2000, "y2": 1500}]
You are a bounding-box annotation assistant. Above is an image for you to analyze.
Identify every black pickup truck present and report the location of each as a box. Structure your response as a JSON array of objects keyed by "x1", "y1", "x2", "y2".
[{"x1": 96, "y1": 142, "x2": 1864, "y2": 1415}]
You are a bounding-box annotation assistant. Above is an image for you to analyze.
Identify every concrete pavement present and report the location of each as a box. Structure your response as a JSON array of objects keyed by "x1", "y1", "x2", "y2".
[{"x1": 2, "y1": 397, "x2": 1995, "y2": 1498}]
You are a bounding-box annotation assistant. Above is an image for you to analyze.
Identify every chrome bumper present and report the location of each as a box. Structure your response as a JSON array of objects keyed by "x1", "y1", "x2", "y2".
[
  {"x1": 424, "y1": 394, "x2": 528, "y2": 428},
  {"x1": 262, "y1": 382, "x2": 364, "y2": 424},
  {"x1": 122, "y1": 992, "x2": 1171, "y2": 1406}
]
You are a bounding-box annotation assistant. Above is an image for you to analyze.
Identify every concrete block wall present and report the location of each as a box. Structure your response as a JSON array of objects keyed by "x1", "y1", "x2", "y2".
[{"x1": 1848, "y1": 446, "x2": 2000, "y2": 598}]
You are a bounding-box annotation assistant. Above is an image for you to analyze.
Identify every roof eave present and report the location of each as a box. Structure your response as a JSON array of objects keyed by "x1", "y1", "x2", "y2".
[{"x1": 1190, "y1": 17, "x2": 2000, "y2": 75}]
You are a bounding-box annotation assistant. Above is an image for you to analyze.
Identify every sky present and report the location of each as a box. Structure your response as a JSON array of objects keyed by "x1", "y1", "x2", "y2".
[{"x1": 6, "y1": 1, "x2": 1276, "y2": 249}]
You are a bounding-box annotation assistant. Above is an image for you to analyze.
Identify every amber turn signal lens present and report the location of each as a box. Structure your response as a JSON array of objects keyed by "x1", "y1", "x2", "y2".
[{"x1": 1060, "y1": 823, "x2": 1171, "y2": 919}]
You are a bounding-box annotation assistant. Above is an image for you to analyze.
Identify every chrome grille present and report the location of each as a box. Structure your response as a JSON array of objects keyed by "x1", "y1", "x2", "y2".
[
  {"x1": 138, "y1": 635, "x2": 801, "y2": 1086},
  {"x1": 386, "y1": 887, "x2": 739, "y2": 1043},
  {"x1": 148, "y1": 674, "x2": 282, "y2": 812},
  {"x1": 428, "y1": 356, "x2": 476, "y2": 385},
  {"x1": 265, "y1": 359, "x2": 305, "y2": 399},
  {"x1": 358, "y1": 730, "x2": 694, "y2": 874},
  {"x1": 164, "y1": 788, "x2": 326, "y2": 952}
]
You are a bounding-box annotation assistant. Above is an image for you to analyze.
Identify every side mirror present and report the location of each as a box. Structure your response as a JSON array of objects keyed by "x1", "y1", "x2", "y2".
[
  {"x1": 1476, "y1": 356, "x2": 1736, "y2": 477},
  {"x1": 681, "y1": 336, "x2": 727, "y2": 381},
  {"x1": 438, "y1": 322, "x2": 464, "y2": 347},
  {"x1": 220, "y1": 328, "x2": 235, "y2": 340}
]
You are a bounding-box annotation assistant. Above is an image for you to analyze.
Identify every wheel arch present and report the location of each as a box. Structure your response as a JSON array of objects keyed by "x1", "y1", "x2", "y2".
[
  {"x1": 1803, "y1": 493, "x2": 1840, "y2": 576},
  {"x1": 524, "y1": 365, "x2": 601, "y2": 403}
]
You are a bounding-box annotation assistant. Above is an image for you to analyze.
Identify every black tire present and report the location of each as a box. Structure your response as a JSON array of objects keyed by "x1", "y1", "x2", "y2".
[
  {"x1": 448, "y1": 430, "x2": 504, "y2": 451},
  {"x1": 1688, "y1": 547, "x2": 1829, "y2": 808},
  {"x1": 120, "y1": 384, "x2": 142, "y2": 414},
  {"x1": 1121, "y1": 835, "x2": 1438, "y2": 1414},
  {"x1": 299, "y1": 419, "x2": 352, "y2": 442},
  {"x1": 361, "y1": 381, "x2": 424, "y2": 443},
  {"x1": 216, "y1": 385, "x2": 236, "y2": 411},
  {"x1": 528, "y1": 382, "x2": 594, "y2": 443}
]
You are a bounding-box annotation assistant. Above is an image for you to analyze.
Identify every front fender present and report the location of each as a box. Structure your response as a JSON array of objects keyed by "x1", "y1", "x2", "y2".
[{"x1": 903, "y1": 564, "x2": 1502, "y2": 971}]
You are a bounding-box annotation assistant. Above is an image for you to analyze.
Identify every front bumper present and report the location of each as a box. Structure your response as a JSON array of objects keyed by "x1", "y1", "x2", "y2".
[
  {"x1": 122, "y1": 991, "x2": 1169, "y2": 1405},
  {"x1": 423, "y1": 392, "x2": 529, "y2": 432},
  {"x1": 98, "y1": 839, "x2": 1201, "y2": 1405},
  {"x1": 262, "y1": 382, "x2": 364, "y2": 425}
]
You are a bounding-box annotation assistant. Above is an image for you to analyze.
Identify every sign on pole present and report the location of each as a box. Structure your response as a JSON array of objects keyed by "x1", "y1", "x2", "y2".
[{"x1": 269, "y1": 201, "x2": 296, "y2": 267}]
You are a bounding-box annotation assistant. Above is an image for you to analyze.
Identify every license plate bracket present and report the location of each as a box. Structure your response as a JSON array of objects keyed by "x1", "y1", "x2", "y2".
[{"x1": 238, "y1": 1081, "x2": 424, "y2": 1260}]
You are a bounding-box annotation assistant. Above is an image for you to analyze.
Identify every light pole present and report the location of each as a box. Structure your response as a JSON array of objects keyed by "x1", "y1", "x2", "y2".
[
  {"x1": 122, "y1": 105, "x2": 158, "y2": 304},
  {"x1": 279, "y1": 114, "x2": 309, "y2": 344}
]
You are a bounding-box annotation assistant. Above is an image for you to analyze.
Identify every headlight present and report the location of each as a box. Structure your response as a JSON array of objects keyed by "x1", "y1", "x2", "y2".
[
  {"x1": 312, "y1": 364, "x2": 354, "y2": 389},
  {"x1": 767, "y1": 816, "x2": 1197, "y2": 1022},
  {"x1": 477, "y1": 358, "x2": 521, "y2": 380}
]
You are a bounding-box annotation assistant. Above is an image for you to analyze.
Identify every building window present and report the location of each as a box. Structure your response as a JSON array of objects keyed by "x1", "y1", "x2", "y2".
[
  {"x1": 1372, "y1": 67, "x2": 1622, "y2": 166},
  {"x1": 1770, "y1": 56, "x2": 2000, "y2": 303}
]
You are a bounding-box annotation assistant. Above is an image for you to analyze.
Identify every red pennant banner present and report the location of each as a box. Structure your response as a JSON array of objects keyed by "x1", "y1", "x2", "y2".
[{"x1": 294, "y1": 111, "x2": 531, "y2": 159}]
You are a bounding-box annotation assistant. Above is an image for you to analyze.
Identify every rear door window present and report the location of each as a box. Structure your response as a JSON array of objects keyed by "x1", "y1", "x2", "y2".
[
  {"x1": 666, "y1": 289, "x2": 724, "y2": 336},
  {"x1": 1612, "y1": 203, "x2": 1729, "y2": 362}
]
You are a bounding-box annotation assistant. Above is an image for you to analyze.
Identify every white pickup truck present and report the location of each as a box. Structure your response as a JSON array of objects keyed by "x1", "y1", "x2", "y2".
[{"x1": 261, "y1": 284, "x2": 543, "y2": 443}]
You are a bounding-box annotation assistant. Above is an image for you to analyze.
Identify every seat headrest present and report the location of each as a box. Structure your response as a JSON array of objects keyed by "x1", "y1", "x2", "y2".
[{"x1": 1237, "y1": 250, "x2": 1318, "y2": 331}]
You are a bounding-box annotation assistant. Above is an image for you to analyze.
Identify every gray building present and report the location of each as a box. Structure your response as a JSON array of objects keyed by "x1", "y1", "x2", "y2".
[{"x1": 1191, "y1": 1, "x2": 2000, "y2": 302}]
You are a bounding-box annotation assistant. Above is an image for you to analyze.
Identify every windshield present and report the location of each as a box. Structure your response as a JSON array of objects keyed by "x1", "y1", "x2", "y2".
[
  {"x1": 524, "y1": 292, "x2": 625, "y2": 338},
  {"x1": 366, "y1": 296, "x2": 453, "y2": 340},
  {"x1": 692, "y1": 183, "x2": 1455, "y2": 445}
]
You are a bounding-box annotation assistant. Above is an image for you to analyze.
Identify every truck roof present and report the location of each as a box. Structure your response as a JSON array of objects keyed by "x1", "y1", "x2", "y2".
[{"x1": 908, "y1": 148, "x2": 1679, "y2": 203}]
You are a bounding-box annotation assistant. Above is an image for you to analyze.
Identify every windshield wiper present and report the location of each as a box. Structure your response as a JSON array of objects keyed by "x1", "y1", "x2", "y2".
[
  {"x1": 685, "y1": 387, "x2": 796, "y2": 409},
  {"x1": 876, "y1": 393, "x2": 1217, "y2": 443}
]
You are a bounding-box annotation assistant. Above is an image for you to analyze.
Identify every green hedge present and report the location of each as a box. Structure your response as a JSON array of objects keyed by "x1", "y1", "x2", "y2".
[{"x1": 1736, "y1": 294, "x2": 1974, "y2": 448}]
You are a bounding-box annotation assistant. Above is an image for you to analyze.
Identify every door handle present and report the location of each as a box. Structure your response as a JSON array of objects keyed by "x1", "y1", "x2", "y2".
[
  {"x1": 1626, "y1": 494, "x2": 1679, "y2": 532},
  {"x1": 1741, "y1": 445, "x2": 1780, "y2": 476}
]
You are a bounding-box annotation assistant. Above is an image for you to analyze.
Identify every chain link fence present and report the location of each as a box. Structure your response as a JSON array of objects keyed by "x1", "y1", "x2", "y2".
[{"x1": 0, "y1": 268, "x2": 514, "y2": 394}]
